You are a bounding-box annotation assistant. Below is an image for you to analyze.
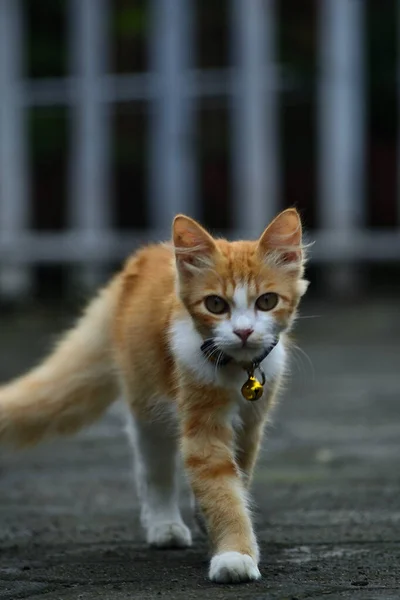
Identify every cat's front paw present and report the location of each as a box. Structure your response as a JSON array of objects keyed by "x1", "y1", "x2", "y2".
[
  {"x1": 146, "y1": 520, "x2": 192, "y2": 549},
  {"x1": 209, "y1": 552, "x2": 261, "y2": 583}
]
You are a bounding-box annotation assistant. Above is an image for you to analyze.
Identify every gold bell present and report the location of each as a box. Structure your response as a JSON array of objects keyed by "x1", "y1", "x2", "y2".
[{"x1": 241, "y1": 375, "x2": 264, "y2": 401}]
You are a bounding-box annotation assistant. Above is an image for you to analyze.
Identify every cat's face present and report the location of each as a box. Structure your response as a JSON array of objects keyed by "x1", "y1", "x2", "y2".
[{"x1": 173, "y1": 210, "x2": 308, "y2": 364}]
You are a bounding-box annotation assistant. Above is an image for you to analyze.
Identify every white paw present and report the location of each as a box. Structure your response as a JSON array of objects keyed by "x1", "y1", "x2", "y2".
[
  {"x1": 209, "y1": 552, "x2": 261, "y2": 584},
  {"x1": 146, "y1": 521, "x2": 192, "y2": 548}
]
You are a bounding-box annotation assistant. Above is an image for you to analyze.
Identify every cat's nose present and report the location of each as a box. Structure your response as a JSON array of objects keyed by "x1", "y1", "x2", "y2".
[{"x1": 234, "y1": 328, "x2": 254, "y2": 343}]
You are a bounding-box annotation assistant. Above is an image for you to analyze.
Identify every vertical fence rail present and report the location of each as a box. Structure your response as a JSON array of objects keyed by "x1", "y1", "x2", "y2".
[
  {"x1": 0, "y1": 0, "x2": 398, "y2": 297},
  {"x1": 398, "y1": 0, "x2": 400, "y2": 225},
  {"x1": 68, "y1": 0, "x2": 111, "y2": 289},
  {"x1": 0, "y1": 0, "x2": 31, "y2": 297},
  {"x1": 318, "y1": 0, "x2": 365, "y2": 291},
  {"x1": 148, "y1": 0, "x2": 196, "y2": 231},
  {"x1": 231, "y1": 0, "x2": 280, "y2": 235}
]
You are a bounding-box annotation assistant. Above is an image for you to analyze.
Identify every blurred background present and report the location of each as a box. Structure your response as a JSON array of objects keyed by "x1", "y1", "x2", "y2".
[
  {"x1": 1, "y1": 4, "x2": 400, "y2": 595},
  {"x1": 0, "y1": 0, "x2": 399, "y2": 304}
]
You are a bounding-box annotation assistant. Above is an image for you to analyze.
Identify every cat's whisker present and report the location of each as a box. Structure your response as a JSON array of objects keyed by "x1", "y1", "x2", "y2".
[
  {"x1": 203, "y1": 346, "x2": 221, "y2": 363},
  {"x1": 290, "y1": 351, "x2": 306, "y2": 380},
  {"x1": 291, "y1": 344, "x2": 315, "y2": 381},
  {"x1": 213, "y1": 350, "x2": 224, "y2": 379}
]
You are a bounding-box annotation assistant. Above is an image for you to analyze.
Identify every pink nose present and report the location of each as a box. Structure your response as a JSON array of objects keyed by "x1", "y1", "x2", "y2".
[{"x1": 234, "y1": 328, "x2": 254, "y2": 343}]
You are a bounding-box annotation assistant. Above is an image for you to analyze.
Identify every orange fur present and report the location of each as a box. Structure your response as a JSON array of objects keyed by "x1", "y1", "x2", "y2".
[{"x1": 0, "y1": 208, "x2": 308, "y2": 583}]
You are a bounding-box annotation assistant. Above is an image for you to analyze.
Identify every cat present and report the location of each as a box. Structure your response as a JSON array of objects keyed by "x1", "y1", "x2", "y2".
[{"x1": 0, "y1": 208, "x2": 308, "y2": 584}]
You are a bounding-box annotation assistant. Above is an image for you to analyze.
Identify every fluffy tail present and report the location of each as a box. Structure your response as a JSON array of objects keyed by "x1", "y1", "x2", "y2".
[{"x1": 0, "y1": 280, "x2": 120, "y2": 448}]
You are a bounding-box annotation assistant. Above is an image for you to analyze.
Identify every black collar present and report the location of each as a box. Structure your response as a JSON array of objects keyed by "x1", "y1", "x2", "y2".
[{"x1": 200, "y1": 336, "x2": 279, "y2": 369}]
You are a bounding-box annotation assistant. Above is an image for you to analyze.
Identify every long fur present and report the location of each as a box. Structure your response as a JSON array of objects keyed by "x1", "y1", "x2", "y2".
[
  {"x1": 0, "y1": 279, "x2": 120, "y2": 446},
  {"x1": 0, "y1": 208, "x2": 308, "y2": 584}
]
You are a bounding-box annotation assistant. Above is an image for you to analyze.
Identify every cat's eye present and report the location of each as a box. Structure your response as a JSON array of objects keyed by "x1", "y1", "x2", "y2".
[
  {"x1": 204, "y1": 295, "x2": 229, "y2": 315},
  {"x1": 255, "y1": 292, "x2": 279, "y2": 311}
]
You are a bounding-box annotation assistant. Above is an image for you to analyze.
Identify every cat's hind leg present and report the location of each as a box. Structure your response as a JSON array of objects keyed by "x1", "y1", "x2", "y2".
[{"x1": 128, "y1": 410, "x2": 192, "y2": 549}]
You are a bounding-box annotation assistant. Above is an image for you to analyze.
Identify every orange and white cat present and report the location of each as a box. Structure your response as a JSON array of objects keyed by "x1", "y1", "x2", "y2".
[{"x1": 0, "y1": 208, "x2": 308, "y2": 583}]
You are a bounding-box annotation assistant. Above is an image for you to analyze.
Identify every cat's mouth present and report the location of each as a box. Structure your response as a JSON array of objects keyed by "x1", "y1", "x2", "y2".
[{"x1": 200, "y1": 337, "x2": 279, "y2": 369}]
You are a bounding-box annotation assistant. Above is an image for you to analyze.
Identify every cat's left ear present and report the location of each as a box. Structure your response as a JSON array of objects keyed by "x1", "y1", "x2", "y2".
[
  {"x1": 257, "y1": 208, "x2": 303, "y2": 267},
  {"x1": 173, "y1": 215, "x2": 217, "y2": 275}
]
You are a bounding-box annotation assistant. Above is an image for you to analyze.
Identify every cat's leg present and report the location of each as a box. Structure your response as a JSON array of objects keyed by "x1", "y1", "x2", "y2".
[
  {"x1": 235, "y1": 417, "x2": 265, "y2": 488},
  {"x1": 129, "y1": 412, "x2": 192, "y2": 548},
  {"x1": 191, "y1": 405, "x2": 267, "y2": 536},
  {"x1": 180, "y1": 391, "x2": 260, "y2": 583},
  {"x1": 236, "y1": 384, "x2": 280, "y2": 487}
]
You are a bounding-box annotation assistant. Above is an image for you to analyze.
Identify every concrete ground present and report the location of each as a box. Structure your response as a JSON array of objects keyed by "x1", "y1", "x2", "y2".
[{"x1": 0, "y1": 298, "x2": 399, "y2": 599}]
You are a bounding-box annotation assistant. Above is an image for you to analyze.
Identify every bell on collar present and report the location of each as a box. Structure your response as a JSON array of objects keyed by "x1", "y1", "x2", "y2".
[{"x1": 241, "y1": 374, "x2": 264, "y2": 401}]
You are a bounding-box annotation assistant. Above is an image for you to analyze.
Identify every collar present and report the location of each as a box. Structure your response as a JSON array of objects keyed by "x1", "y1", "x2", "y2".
[{"x1": 200, "y1": 336, "x2": 279, "y2": 369}]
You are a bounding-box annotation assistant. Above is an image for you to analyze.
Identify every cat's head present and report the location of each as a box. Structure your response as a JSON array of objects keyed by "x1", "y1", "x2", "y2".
[{"x1": 172, "y1": 209, "x2": 309, "y2": 364}]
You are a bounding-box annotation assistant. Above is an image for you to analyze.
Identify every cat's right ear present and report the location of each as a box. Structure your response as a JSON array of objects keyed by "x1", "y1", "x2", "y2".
[{"x1": 173, "y1": 215, "x2": 217, "y2": 275}]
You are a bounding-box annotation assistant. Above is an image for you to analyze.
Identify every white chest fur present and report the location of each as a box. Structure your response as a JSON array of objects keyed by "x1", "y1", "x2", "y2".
[{"x1": 169, "y1": 315, "x2": 287, "y2": 391}]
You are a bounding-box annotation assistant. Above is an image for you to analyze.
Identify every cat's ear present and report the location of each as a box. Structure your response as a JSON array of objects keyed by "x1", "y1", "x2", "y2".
[
  {"x1": 258, "y1": 208, "x2": 303, "y2": 266},
  {"x1": 173, "y1": 215, "x2": 217, "y2": 274}
]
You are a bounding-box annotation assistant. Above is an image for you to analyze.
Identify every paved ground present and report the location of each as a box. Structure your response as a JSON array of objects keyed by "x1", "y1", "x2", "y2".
[{"x1": 0, "y1": 297, "x2": 399, "y2": 599}]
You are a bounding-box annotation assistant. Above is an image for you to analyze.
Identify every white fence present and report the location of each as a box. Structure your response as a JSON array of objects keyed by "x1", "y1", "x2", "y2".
[{"x1": 0, "y1": 0, "x2": 399, "y2": 297}]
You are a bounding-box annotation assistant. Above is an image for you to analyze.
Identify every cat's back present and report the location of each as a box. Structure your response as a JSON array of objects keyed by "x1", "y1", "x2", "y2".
[
  {"x1": 123, "y1": 242, "x2": 175, "y2": 284},
  {"x1": 116, "y1": 242, "x2": 176, "y2": 319},
  {"x1": 112, "y1": 243, "x2": 178, "y2": 389},
  {"x1": 110, "y1": 242, "x2": 179, "y2": 400}
]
